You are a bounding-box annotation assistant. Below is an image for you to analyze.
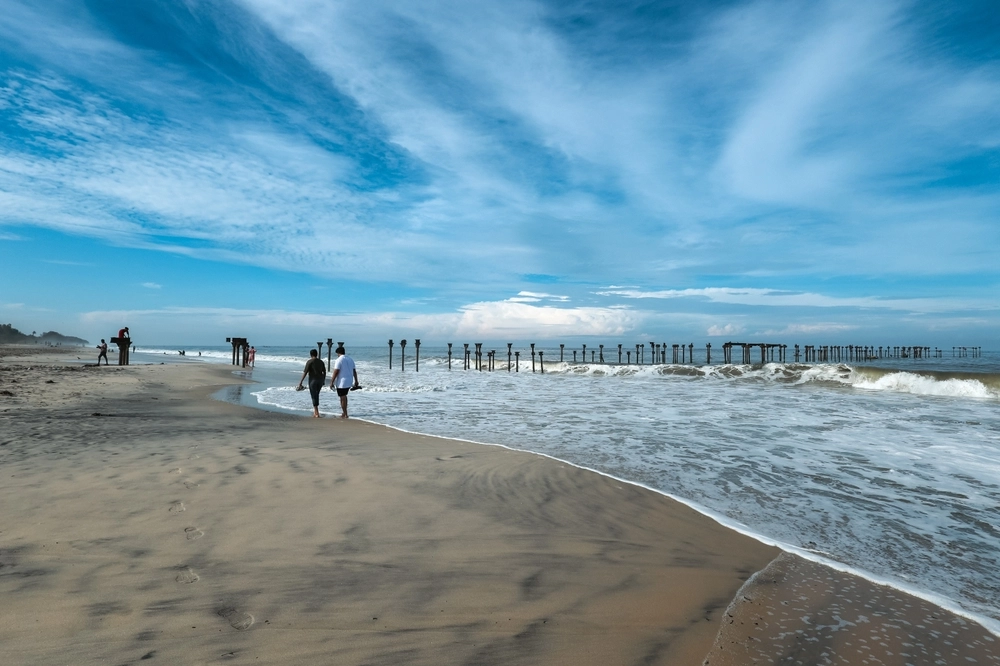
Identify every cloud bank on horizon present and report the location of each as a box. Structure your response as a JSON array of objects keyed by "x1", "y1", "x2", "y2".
[{"x1": 0, "y1": 0, "x2": 998, "y2": 343}]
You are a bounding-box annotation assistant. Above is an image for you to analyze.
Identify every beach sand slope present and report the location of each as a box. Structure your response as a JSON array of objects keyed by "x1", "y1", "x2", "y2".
[{"x1": 1, "y1": 353, "x2": 777, "y2": 665}]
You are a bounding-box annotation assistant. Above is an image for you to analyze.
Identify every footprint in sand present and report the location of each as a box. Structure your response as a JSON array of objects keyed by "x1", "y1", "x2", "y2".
[
  {"x1": 184, "y1": 527, "x2": 204, "y2": 541},
  {"x1": 175, "y1": 567, "x2": 199, "y2": 583},
  {"x1": 183, "y1": 479, "x2": 199, "y2": 489},
  {"x1": 170, "y1": 468, "x2": 183, "y2": 474},
  {"x1": 168, "y1": 501, "x2": 186, "y2": 513},
  {"x1": 218, "y1": 607, "x2": 254, "y2": 631}
]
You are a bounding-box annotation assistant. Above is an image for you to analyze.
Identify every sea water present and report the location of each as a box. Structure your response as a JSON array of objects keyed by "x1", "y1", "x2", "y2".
[{"x1": 136, "y1": 344, "x2": 1000, "y2": 633}]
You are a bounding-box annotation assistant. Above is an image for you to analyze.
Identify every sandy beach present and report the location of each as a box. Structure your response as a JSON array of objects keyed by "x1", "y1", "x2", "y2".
[{"x1": 1, "y1": 346, "x2": 998, "y2": 665}]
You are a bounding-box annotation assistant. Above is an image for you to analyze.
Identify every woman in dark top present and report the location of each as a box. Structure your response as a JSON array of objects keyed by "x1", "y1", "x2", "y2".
[{"x1": 297, "y1": 349, "x2": 327, "y2": 417}]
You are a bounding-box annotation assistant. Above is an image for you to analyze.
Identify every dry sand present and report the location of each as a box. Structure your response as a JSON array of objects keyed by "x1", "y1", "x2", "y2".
[{"x1": 2, "y1": 346, "x2": 997, "y2": 665}]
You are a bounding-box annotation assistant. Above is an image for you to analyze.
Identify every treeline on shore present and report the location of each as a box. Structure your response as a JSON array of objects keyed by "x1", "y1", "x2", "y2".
[{"x1": 0, "y1": 323, "x2": 88, "y2": 346}]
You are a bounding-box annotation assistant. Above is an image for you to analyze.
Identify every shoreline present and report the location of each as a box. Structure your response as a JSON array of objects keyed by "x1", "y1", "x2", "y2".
[
  {"x1": 1, "y1": 347, "x2": 777, "y2": 664},
  {"x1": 3, "y1": 347, "x2": 998, "y2": 665},
  {"x1": 233, "y1": 352, "x2": 1000, "y2": 638}
]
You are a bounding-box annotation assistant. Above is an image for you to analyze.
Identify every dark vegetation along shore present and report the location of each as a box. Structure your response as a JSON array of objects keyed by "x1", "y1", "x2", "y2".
[{"x1": 0, "y1": 323, "x2": 88, "y2": 346}]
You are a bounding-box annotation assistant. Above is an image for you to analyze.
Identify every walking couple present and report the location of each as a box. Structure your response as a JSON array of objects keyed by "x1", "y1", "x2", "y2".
[{"x1": 297, "y1": 345, "x2": 360, "y2": 418}]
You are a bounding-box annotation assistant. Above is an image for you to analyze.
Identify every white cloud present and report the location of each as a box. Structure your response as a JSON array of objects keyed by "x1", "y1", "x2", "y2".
[
  {"x1": 78, "y1": 300, "x2": 644, "y2": 342},
  {"x1": 707, "y1": 323, "x2": 744, "y2": 337},
  {"x1": 595, "y1": 287, "x2": 996, "y2": 314},
  {"x1": 761, "y1": 323, "x2": 858, "y2": 335},
  {"x1": 141, "y1": 282, "x2": 161, "y2": 289},
  {"x1": 451, "y1": 301, "x2": 637, "y2": 337},
  {"x1": 506, "y1": 291, "x2": 570, "y2": 304}
]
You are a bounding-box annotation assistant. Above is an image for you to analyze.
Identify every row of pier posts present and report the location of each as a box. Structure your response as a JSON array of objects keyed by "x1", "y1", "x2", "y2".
[
  {"x1": 389, "y1": 341, "x2": 719, "y2": 371},
  {"x1": 798, "y1": 345, "x2": 951, "y2": 362},
  {"x1": 721, "y1": 343, "x2": 787, "y2": 364},
  {"x1": 386, "y1": 340, "x2": 984, "y2": 371},
  {"x1": 388, "y1": 339, "x2": 422, "y2": 371},
  {"x1": 954, "y1": 347, "x2": 982, "y2": 357}
]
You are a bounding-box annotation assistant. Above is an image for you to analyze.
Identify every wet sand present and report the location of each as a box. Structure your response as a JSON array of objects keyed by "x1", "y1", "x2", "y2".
[
  {"x1": 703, "y1": 552, "x2": 1000, "y2": 665},
  {"x1": 2, "y1": 346, "x2": 997, "y2": 665}
]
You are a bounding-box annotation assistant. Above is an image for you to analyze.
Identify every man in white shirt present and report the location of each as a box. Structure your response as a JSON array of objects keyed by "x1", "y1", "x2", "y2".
[{"x1": 329, "y1": 345, "x2": 360, "y2": 418}]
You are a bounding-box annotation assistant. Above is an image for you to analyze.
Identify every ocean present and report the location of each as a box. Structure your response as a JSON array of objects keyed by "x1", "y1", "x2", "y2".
[{"x1": 135, "y1": 343, "x2": 1000, "y2": 635}]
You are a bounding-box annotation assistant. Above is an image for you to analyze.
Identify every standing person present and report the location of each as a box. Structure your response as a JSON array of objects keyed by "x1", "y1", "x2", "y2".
[
  {"x1": 96, "y1": 339, "x2": 109, "y2": 366},
  {"x1": 329, "y1": 345, "x2": 360, "y2": 419},
  {"x1": 297, "y1": 349, "x2": 326, "y2": 418},
  {"x1": 248, "y1": 346, "x2": 256, "y2": 368}
]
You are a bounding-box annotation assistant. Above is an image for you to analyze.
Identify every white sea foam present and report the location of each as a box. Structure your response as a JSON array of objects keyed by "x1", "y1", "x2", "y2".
[{"x1": 852, "y1": 370, "x2": 998, "y2": 399}]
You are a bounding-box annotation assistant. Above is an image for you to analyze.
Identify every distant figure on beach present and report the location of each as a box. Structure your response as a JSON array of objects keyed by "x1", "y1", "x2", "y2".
[
  {"x1": 249, "y1": 346, "x2": 256, "y2": 368},
  {"x1": 96, "y1": 339, "x2": 108, "y2": 366},
  {"x1": 297, "y1": 349, "x2": 327, "y2": 418},
  {"x1": 330, "y1": 345, "x2": 360, "y2": 419}
]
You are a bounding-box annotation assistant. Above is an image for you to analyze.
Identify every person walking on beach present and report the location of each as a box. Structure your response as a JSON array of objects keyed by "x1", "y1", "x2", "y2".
[
  {"x1": 96, "y1": 339, "x2": 109, "y2": 366},
  {"x1": 330, "y1": 345, "x2": 360, "y2": 419},
  {"x1": 297, "y1": 349, "x2": 327, "y2": 418},
  {"x1": 248, "y1": 346, "x2": 256, "y2": 368}
]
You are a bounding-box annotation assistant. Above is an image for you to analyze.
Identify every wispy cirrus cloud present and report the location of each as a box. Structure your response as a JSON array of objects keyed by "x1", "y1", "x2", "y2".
[{"x1": 506, "y1": 290, "x2": 570, "y2": 303}]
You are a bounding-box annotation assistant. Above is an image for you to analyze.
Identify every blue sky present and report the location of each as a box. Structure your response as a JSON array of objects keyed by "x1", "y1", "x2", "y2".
[{"x1": 1, "y1": 0, "x2": 998, "y2": 346}]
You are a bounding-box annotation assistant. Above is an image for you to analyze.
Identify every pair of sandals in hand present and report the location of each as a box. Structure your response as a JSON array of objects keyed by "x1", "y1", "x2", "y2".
[{"x1": 295, "y1": 384, "x2": 363, "y2": 392}]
